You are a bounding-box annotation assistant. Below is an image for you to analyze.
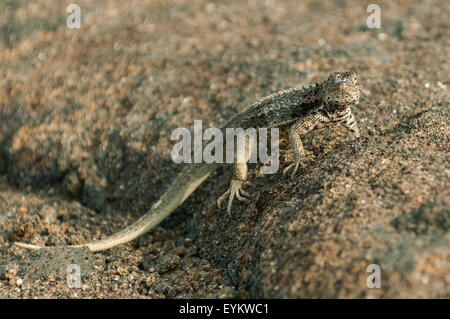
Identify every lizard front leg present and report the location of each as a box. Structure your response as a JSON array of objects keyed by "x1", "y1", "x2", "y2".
[
  {"x1": 341, "y1": 108, "x2": 360, "y2": 138},
  {"x1": 283, "y1": 111, "x2": 330, "y2": 178}
]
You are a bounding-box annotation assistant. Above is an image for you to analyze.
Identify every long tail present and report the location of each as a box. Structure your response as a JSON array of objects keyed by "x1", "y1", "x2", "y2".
[{"x1": 14, "y1": 163, "x2": 220, "y2": 252}]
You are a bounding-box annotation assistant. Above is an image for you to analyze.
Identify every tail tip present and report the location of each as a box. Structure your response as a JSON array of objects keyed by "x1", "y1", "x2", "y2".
[{"x1": 13, "y1": 242, "x2": 43, "y2": 251}]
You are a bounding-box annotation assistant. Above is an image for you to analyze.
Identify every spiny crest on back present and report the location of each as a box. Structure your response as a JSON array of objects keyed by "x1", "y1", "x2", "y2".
[{"x1": 253, "y1": 83, "x2": 317, "y2": 107}]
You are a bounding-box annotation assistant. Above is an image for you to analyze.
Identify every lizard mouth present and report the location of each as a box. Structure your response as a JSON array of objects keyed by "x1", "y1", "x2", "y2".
[
  {"x1": 334, "y1": 79, "x2": 351, "y2": 89},
  {"x1": 335, "y1": 78, "x2": 351, "y2": 84}
]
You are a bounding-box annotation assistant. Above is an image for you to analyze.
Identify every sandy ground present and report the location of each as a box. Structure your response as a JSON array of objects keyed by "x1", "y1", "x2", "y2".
[{"x1": 0, "y1": 0, "x2": 449, "y2": 298}]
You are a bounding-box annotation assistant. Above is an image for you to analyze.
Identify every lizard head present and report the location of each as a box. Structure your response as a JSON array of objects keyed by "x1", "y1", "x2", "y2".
[{"x1": 322, "y1": 71, "x2": 360, "y2": 111}]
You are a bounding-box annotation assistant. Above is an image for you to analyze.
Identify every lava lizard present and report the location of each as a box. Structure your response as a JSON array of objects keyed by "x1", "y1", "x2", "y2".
[{"x1": 14, "y1": 71, "x2": 361, "y2": 252}]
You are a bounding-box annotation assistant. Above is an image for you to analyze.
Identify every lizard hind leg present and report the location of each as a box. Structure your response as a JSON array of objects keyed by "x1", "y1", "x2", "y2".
[{"x1": 217, "y1": 134, "x2": 255, "y2": 213}]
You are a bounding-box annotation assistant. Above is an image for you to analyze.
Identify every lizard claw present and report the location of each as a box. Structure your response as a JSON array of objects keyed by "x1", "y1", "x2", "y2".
[
  {"x1": 217, "y1": 180, "x2": 251, "y2": 214},
  {"x1": 217, "y1": 189, "x2": 230, "y2": 208},
  {"x1": 283, "y1": 162, "x2": 300, "y2": 178},
  {"x1": 283, "y1": 152, "x2": 315, "y2": 178}
]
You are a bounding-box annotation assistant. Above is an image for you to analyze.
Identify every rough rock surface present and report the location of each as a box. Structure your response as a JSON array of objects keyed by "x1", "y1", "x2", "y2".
[{"x1": 0, "y1": 0, "x2": 448, "y2": 298}]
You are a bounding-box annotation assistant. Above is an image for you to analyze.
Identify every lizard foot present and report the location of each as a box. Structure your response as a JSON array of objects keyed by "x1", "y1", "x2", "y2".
[
  {"x1": 283, "y1": 152, "x2": 315, "y2": 178},
  {"x1": 217, "y1": 180, "x2": 251, "y2": 214},
  {"x1": 283, "y1": 161, "x2": 301, "y2": 178}
]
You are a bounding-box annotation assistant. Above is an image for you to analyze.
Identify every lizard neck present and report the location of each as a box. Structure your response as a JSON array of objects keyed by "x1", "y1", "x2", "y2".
[
  {"x1": 322, "y1": 101, "x2": 349, "y2": 116},
  {"x1": 321, "y1": 103, "x2": 351, "y2": 122}
]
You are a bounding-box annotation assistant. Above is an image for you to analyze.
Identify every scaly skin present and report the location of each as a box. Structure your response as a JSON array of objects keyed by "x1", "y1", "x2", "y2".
[{"x1": 14, "y1": 71, "x2": 361, "y2": 252}]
